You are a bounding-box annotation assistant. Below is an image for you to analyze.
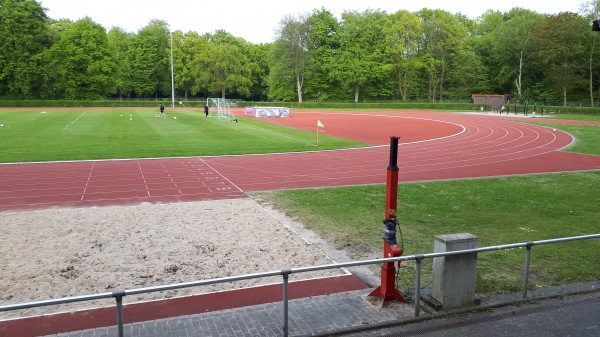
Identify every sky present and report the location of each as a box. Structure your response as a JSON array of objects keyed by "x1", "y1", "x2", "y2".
[{"x1": 40, "y1": 0, "x2": 583, "y2": 44}]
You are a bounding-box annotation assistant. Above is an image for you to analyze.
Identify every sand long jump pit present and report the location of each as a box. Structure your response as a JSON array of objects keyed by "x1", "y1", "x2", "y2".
[{"x1": 0, "y1": 198, "x2": 350, "y2": 319}]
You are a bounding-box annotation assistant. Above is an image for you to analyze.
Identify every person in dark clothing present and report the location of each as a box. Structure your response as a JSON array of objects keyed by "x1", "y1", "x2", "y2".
[
  {"x1": 157, "y1": 104, "x2": 165, "y2": 118},
  {"x1": 204, "y1": 105, "x2": 209, "y2": 118}
]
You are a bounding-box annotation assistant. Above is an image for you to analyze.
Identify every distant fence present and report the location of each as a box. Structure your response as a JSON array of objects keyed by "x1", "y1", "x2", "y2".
[{"x1": 0, "y1": 233, "x2": 598, "y2": 337}]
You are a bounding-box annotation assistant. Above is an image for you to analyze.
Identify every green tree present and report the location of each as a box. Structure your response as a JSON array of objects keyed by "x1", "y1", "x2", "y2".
[
  {"x1": 383, "y1": 10, "x2": 422, "y2": 100},
  {"x1": 333, "y1": 9, "x2": 389, "y2": 102},
  {"x1": 245, "y1": 42, "x2": 271, "y2": 101},
  {"x1": 44, "y1": 17, "x2": 116, "y2": 99},
  {"x1": 129, "y1": 20, "x2": 170, "y2": 98},
  {"x1": 0, "y1": 0, "x2": 51, "y2": 98},
  {"x1": 204, "y1": 29, "x2": 246, "y2": 46},
  {"x1": 444, "y1": 14, "x2": 491, "y2": 99},
  {"x1": 271, "y1": 14, "x2": 310, "y2": 103},
  {"x1": 203, "y1": 43, "x2": 251, "y2": 99},
  {"x1": 268, "y1": 49, "x2": 296, "y2": 101},
  {"x1": 305, "y1": 8, "x2": 341, "y2": 101},
  {"x1": 534, "y1": 12, "x2": 588, "y2": 105},
  {"x1": 446, "y1": 50, "x2": 489, "y2": 99},
  {"x1": 170, "y1": 30, "x2": 210, "y2": 99},
  {"x1": 579, "y1": 0, "x2": 600, "y2": 105},
  {"x1": 48, "y1": 18, "x2": 73, "y2": 35},
  {"x1": 470, "y1": 10, "x2": 506, "y2": 95},
  {"x1": 418, "y1": 9, "x2": 469, "y2": 101},
  {"x1": 491, "y1": 9, "x2": 544, "y2": 98},
  {"x1": 198, "y1": 30, "x2": 252, "y2": 99},
  {"x1": 107, "y1": 27, "x2": 133, "y2": 99}
]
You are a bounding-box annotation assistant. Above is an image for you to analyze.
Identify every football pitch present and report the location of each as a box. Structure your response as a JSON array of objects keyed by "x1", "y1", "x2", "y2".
[{"x1": 0, "y1": 108, "x2": 367, "y2": 163}]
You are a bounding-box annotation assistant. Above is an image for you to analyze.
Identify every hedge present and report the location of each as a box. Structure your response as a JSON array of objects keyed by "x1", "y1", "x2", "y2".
[{"x1": 0, "y1": 100, "x2": 597, "y2": 114}]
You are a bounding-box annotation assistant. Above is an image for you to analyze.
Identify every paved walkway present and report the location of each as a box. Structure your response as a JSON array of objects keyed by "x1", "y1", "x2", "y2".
[
  {"x1": 44, "y1": 288, "x2": 411, "y2": 337},
  {"x1": 41, "y1": 281, "x2": 599, "y2": 337}
]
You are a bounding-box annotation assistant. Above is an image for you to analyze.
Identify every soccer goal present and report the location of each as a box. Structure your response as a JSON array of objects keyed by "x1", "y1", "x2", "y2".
[{"x1": 206, "y1": 98, "x2": 235, "y2": 120}]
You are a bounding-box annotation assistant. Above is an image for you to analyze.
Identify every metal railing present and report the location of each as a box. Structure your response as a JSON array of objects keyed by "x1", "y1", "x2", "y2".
[{"x1": 1, "y1": 233, "x2": 598, "y2": 337}]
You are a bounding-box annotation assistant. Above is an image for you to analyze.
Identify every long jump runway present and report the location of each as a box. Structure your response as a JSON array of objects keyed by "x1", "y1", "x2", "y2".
[{"x1": 0, "y1": 111, "x2": 599, "y2": 212}]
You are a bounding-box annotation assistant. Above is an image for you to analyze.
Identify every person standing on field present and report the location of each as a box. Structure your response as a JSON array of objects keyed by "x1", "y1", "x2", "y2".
[
  {"x1": 204, "y1": 104, "x2": 209, "y2": 118},
  {"x1": 157, "y1": 103, "x2": 166, "y2": 118}
]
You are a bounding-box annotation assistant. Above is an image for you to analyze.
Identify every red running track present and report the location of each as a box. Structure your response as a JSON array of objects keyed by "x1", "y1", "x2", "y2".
[{"x1": 0, "y1": 111, "x2": 598, "y2": 212}]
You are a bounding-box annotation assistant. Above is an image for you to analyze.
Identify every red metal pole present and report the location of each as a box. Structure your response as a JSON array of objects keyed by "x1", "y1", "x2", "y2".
[
  {"x1": 385, "y1": 136, "x2": 399, "y2": 219},
  {"x1": 369, "y1": 136, "x2": 407, "y2": 306}
]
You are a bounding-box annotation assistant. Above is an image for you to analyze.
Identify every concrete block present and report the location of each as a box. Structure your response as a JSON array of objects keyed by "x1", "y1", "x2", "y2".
[{"x1": 431, "y1": 233, "x2": 478, "y2": 309}]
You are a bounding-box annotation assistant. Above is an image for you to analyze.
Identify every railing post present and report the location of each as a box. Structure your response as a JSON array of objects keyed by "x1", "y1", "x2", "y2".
[
  {"x1": 414, "y1": 255, "x2": 423, "y2": 316},
  {"x1": 522, "y1": 242, "x2": 534, "y2": 298},
  {"x1": 282, "y1": 269, "x2": 292, "y2": 337},
  {"x1": 113, "y1": 290, "x2": 126, "y2": 337}
]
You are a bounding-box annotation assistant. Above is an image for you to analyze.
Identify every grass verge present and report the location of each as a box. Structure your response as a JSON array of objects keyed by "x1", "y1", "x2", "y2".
[
  {"x1": 253, "y1": 171, "x2": 600, "y2": 296},
  {"x1": 534, "y1": 123, "x2": 600, "y2": 155}
]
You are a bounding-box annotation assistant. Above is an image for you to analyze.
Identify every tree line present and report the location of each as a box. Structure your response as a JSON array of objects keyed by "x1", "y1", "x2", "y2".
[{"x1": 2, "y1": 0, "x2": 600, "y2": 105}]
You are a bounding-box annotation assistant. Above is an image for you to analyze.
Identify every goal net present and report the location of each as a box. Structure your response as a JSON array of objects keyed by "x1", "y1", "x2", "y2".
[{"x1": 206, "y1": 98, "x2": 235, "y2": 120}]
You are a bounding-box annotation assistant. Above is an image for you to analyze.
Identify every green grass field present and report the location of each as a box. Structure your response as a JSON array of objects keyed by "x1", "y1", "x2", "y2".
[
  {"x1": 533, "y1": 123, "x2": 600, "y2": 154},
  {"x1": 0, "y1": 109, "x2": 367, "y2": 163},
  {"x1": 253, "y1": 171, "x2": 600, "y2": 296},
  {"x1": 509, "y1": 111, "x2": 599, "y2": 155}
]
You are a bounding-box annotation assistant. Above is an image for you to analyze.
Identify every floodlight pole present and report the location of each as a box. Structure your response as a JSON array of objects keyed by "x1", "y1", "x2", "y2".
[{"x1": 170, "y1": 31, "x2": 175, "y2": 108}]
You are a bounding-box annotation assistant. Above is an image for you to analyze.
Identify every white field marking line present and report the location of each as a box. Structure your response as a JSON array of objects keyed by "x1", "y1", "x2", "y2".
[
  {"x1": 238, "y1": 136, "x2": 556, "y2": 185},
  {"x1": 394, "y1": 131, "x2": 566, "y2": 173},
  {"x1": 62, "y1": 111, "x2": 87, "y2": 130},
  {"x1": 163, "y1": 161, "x2": 182, "y2": 194},
  {"x1": 138, "y1": 160, "x2": 151, "y2": 197},
  {"x1": 183, "y1": 159, "x2": 213, "y2": 188},
  {"x1": 515, "y1": 121, "x2": 575, "y2": 151},
  {"x1": 464, "y1": 120, "x2": 563, "y2": 158},
  {"x1": 198, "y1": 158, "x2": 245, "y2": 195},
  {"x1": 81, "y1": 161, "x2": 94, "y2": 201},
  {"x1": 393, "y1": 125, "x2": 544, "y2": 169},
  {"x1": 414, "y1": 122, "x2": 512, "y2": 158},
  {"x1": 445, "y1": 113, "x2": 567, "y2": 148},
  {"x1": 403, "y1": 120, "x2": 560, "y2": 163},
  {"x1": 212, "y1": 122, "x2": 564, "y2": 184}
]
